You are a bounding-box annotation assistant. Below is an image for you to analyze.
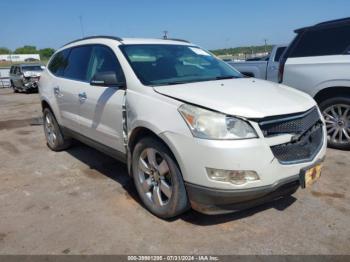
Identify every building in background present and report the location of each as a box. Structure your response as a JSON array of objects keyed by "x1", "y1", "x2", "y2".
[{"x1": 0, "y1": 54, "x2": 41, "y2": 62}]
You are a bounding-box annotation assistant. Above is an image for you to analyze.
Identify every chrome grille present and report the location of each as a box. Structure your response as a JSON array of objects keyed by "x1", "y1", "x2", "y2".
[
  {"x1": 258, "y1": 107, "x2": 323, "y2": 164},
  {"x1": 270, "y1": 123, "x2": 323, "y2": 164},
  {"x1": 259, "y1": 106, "x2": 320, "y2": 137}
]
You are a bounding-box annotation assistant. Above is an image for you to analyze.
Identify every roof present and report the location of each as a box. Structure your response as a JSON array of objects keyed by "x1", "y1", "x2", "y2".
[
  {"x1": 295, "y1": 17, "x2": 350, "y2": 33},
  {"x1": 62, "y1": 35, "x2": 192, "y2": 47}
]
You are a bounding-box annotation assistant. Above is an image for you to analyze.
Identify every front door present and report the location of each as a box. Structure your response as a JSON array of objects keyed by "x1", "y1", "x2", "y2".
[
  {"x1": 78, "y1": 45, "x2": 126, "y2": 153},
  {"x1": 13, "y1": 66, "x2": 22, "y2": 88}
]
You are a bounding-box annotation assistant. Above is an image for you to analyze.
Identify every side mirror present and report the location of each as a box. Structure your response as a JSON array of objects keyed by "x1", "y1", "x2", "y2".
[{"x1": 90, "y1": 71, "x2": 125, "y2": 88}]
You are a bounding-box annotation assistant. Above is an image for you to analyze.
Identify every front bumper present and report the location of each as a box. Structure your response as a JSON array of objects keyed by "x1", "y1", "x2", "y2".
[
  {"x1": 185, "y1": 175, "x2": 300, "y2": 214},
  {"x1": 160, "y1": 125, "x2": 326, "y2": 214},
  {"x1": 160, "y1": 127, "x2": 327, "y2": 190},
  {"x1": 24, "y1": 80, "x2": 39, "y2": 89}
]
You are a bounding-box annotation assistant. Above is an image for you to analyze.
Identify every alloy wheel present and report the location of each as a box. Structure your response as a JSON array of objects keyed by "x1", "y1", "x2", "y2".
[
  {"x1": 137, "y1": 148, "x2": 172, "y2": 207},
  {"x1": 44, "y1": 113, "x2": 57, "y2": 147},
  {"x1": 323, "y1": 104, "x2": 350, "y2": 145}
]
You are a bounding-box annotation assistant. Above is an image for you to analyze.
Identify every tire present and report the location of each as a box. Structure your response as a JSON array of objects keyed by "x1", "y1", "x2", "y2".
[
  {"x1": 43, "y1": 108, "x2": 72, "y2": 151},
  {"x1": 319, "y1": 96, "x2": 350, "y2": 150},
  {"x1": 132, "y1": 137, "x2": 190, "y2": 218}
]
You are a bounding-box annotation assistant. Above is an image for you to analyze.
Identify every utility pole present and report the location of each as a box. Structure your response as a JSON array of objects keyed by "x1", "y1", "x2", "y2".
[
  {"x1": 163, "y1": 30, "x2": 168, "y2": 39},
  {"x1": 264, "y1": 39, "x2": 268, "y2": 53},
  {"x1": 79, "y1": 16, "x2": 85, "y2": 37}
]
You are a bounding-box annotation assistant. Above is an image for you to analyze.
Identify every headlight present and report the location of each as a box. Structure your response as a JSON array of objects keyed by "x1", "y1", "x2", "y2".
[{"x1": 178, "y1": 104, "x2": 257, "y2": 140}]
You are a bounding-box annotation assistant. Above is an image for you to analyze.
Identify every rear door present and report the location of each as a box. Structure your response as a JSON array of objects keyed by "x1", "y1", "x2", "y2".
[
  {"x1": 49, "y1": 46, "x2": 92, "y2": 132},
  {"x1": 266, "y1": 46, "x2": 286, "y2": 82},
  {"x1": 78, "y1": 44, "x2": 126, "y2": 153}
]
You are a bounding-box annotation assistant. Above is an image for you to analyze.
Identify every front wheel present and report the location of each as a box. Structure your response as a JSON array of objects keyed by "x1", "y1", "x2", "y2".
[
  {"x1": 132, "y1": 137, "x2": 190, "y2": 218},
  {"x1": 320, "y1": 96, "x2": 350, "y2": 150}
]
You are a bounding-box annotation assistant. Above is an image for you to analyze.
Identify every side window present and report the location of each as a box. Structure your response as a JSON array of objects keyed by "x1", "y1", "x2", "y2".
[
  {"x1": 274, "y1": 47, "x2": 286, "y2": 62},
  {"x1": 63, "y1": 45, "x2": 92, "y2": 81},
  {"x1": 290, "y1": 24, "x2": 350, "y2": 57},
  {"x1": 86, "y1": 45, "x2": 125, "y2": 83},
  {"x1": 48, "y1": 49, "x2": 70, "y2": 76}
]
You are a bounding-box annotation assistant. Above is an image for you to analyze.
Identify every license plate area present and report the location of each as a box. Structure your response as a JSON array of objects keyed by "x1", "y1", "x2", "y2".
[{"x1": 300, "y1": 162, "x2": 323, "y2": 188}]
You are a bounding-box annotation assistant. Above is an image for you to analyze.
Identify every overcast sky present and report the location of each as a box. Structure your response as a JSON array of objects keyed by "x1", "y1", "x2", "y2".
[{"x1": 1, "y1": 0, "x2": 349, "y2": 50}]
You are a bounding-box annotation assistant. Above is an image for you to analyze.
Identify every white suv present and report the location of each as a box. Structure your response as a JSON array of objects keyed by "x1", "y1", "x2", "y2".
[
  {"x1": 39, "y1": 36, "x2": 326, "y2": 218},
  {"x1": 279, "y1": 18, "x2": 350, "y2": 150}
]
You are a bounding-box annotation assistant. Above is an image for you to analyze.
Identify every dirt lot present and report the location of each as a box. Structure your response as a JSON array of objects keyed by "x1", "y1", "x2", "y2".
[{"x1": 0, "y1": 88, "x2": 349, "y2": 255}]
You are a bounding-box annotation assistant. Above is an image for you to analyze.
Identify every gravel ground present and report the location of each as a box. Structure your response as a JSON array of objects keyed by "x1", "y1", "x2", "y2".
[{"x1": 0, "y1": 88, "x2": 349, "y2": 255}]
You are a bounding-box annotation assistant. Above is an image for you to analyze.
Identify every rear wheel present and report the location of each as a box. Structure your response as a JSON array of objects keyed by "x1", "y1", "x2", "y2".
[
  {"x1": 43, "y1": 108, "x2": 71, "y2": 151},
  {"x1": 132, "y1": 137, "x2": 190, "y2": 218},
  {"x1": 319, "y1": 96, "x2": 350, "y2": 150}
]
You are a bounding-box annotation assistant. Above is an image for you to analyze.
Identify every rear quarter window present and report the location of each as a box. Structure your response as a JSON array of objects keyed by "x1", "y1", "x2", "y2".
[
  {"x1": 48, "y1": 49, "x2": 70, "y2": 76},
  {"x1": 290, "y1": 24, "x2": 350, "y2": 57}
]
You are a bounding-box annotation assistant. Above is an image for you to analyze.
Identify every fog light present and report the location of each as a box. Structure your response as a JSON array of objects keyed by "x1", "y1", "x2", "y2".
[{"x1": 206, "y1": 168, "x2": 259, "y2": 185}]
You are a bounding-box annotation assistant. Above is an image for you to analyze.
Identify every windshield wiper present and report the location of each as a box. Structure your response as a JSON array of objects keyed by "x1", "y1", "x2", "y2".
[
  {"x1": 215, "y1": 75, "x2": 237, "y2": 80},
  {"x1": 153, "y1": 76, "x2": 239, "y2": 86},
  {"x1": 154, "y1": 81, "x2": 187, "y2": 86}
]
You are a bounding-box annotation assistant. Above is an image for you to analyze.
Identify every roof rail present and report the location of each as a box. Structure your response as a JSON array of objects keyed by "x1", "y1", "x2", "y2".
[
  {"x1": 163, "y1": 38, "x2": 190, "y2": 43},
  {"x1": 63, "y1": 35, "x2": 123, "y2": 47},
  {"x1": 295, "y1": 17, "x2": 350, "y2": 33},
  {"x1": 316, "y1": 17, "x2": 350, "y2": 26}
]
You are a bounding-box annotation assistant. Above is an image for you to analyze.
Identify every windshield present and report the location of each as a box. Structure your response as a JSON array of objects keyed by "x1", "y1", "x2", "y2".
[
  {"x1": 22, "y1": 65, "x2": 43, "y2": 72},
  {"x1": 120, "y1": 44, "x2": 242, "y2": 86}
]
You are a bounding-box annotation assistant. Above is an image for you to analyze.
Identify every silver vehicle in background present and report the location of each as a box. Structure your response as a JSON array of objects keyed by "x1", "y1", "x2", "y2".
[
  {"x1": 9, "y1": 64, "x2": 43, "y2": 93},
  {"x1": 228, "y1": 45, "x2": 286, "y2": 82},
  {"x1": 279, "y1": 18, "x2": 350, "y2": 150}
]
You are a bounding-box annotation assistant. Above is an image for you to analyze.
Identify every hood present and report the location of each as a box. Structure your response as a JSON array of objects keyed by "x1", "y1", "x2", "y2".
[
  {"x1": 23, "y1": 71, "x2": 41, "y2": 78},
  {"x1": 154, "y1": 78, "x2": 316, "y2": 119}
]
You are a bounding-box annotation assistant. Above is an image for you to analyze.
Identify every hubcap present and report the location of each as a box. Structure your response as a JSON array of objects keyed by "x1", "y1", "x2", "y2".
[
  {"x1": 44, "y1": 113, "x2": 57, "y2": 146},
  {"x1": 323, "y1": 104, "x2": 350, "y2": 145},
  {"x1": 137, "y1": 148, "x2": 172, "y2": 207}
]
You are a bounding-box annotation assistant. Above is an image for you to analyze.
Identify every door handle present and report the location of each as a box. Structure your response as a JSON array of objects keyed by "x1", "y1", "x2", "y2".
[
  {"x1": 53, "y1": 86, "x2": 62, "y2": 97},
  {"x1": 78, "y1": 92, "x2": 87, "y2": 102}
]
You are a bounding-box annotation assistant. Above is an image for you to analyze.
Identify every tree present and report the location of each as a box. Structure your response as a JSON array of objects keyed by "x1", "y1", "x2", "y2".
[
  {"x1": 210, "y1": 45, "x2": 273, "y2": 56},
  {"x1": 0, "y1": 47, "x2": 11, "y2": 54},
  {"x1": 39, "y1": 48, "x2": 55, "y2": 59},
  {"x1": 14, "y1": 45, "x2": 38, "y2": 54}
]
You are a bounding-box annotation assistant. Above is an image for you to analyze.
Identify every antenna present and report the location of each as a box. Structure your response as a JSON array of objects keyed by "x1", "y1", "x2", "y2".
[
  {"x1": 163, "y1": 30, "x2": 168, "y2": 39},
  {"x1": 79, "y1": 16, "x2": 85, "y2": 37}
]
